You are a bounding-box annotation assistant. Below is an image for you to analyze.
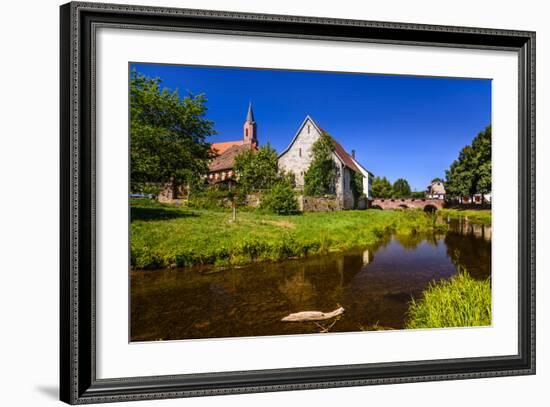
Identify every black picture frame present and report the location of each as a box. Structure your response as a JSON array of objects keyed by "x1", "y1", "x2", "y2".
[{"x1": 60, "y1": 2, "x2": 536, "y2": 404}]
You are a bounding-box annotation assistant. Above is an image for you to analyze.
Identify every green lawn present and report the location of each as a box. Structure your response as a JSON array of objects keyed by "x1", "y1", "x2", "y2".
[
  {"x1": 438, "y1": 208, "x2": 492, "y2": 225},
  {"x1": 406, "y1": 271, "x2": 491, "y2": 329},
  {"x1": 130, "y1": 199, "x2": 446, "y2": 269}
]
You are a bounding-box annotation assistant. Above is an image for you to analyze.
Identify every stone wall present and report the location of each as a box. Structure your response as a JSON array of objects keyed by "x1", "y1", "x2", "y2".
[
  {"x1": 156, "y1": 183, "x2": 188, "y2": 203},
  {"x1": 247, "y1": 192, "x2": 343, "y2": 212},
  {"x1": 244, "y1": 192, "x2": 262, "y2": 208},
  {"x1": 356, "y1": 196, "x2": 368, "y2": 210},
  {"x1": 299, "y1": 195, "x2": 342, "y2": 212}
]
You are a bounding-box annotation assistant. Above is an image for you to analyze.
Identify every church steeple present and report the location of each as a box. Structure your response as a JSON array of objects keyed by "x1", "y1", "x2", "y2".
[
  {"x1": 246, "y1": 102, "x2": 255, "y2": 123},
  {"x1": 243, "y1": 102, "x2": 258, "y2": 148}
]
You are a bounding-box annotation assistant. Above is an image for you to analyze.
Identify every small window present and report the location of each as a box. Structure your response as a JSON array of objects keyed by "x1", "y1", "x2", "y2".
[
  {"x1": 299, "y1": 148, "x2": 302, "y2": 157},
  {"x1": 307, "y1": 125, "x2": 310, "y2": 134}
]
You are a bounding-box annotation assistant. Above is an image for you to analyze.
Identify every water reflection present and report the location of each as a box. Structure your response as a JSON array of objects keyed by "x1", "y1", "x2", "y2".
[
  {"x1": 131, "y1": 218, "x2": 491, "y2": 341},
  {"x1": 445, "y1": 219, "x2": 492, "y2": 279}
]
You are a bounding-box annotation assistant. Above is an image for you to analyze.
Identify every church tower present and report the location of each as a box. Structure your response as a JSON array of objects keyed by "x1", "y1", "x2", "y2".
[{"x1": 243, "y1": 103, "x2": 258, "y2": 148}]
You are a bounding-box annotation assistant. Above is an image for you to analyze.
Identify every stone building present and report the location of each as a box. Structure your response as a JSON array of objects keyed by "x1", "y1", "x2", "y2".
[
  {"x1": 207, "y1": 103, "x2": 258, "y2": 185},
  {"x1": 278, "y1": 116, "x2": 371, "y2": 209}
]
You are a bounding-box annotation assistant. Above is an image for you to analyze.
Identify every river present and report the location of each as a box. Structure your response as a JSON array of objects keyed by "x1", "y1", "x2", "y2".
[{"x1": 130, "y1": 218, "x2": 491, "y2": 341}]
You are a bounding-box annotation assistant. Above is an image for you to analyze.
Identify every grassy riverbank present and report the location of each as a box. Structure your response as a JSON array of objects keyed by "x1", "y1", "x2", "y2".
[
  {"x1": 406, "y1": 271, "x2": 491, "y2": 329},
  {"x1": 438, "y1": 208, "x2": 491, "y2": 225},
  {"x1": 131, "y1": 199, "x2": 446, "y2": 269}
]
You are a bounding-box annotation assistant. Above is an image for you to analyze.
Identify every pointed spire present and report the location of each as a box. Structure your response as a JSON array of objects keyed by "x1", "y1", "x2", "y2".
[{"x1": 246, "y1": 102, "x2": 255, "y2": 123}]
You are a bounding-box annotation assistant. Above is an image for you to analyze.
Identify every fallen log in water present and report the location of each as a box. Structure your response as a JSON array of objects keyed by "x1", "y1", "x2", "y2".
[{"x1": 281, "y1": 307, "x2": 345, "y2": 322}]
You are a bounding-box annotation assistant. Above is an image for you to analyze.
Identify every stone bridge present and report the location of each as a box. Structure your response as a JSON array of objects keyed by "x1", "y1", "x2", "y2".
[{"x1": 370, "y1": 198, "x2": 445, "y2": 212}]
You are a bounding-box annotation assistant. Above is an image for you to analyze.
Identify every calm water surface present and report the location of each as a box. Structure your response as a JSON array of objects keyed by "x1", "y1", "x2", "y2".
[{"x1": 130, "y1": 219, "x2": 491, "y2": 341}]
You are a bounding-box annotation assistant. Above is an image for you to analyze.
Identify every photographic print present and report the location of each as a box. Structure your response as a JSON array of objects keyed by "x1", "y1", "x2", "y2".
[
  {"x1": 129, "y1": 63, "x2": 492, "y2": 342},
  {"x1": 60, "y1": 5, "x2": 535, "y2": 402}
]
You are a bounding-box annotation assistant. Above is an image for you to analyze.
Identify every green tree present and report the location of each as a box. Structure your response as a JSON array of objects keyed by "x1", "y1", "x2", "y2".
[
  {"x1": 431, "y1": 177, "x2": 444, "y2": 184},
  {"x1": 445, "y1": 147, "x2": 475, "y2": 197},
  {"x1": 472, "y1": 126, "x2": 492, "y2": 197},
  {"x1": 304, "y1": 132, "x2": 338, "y2": 196},
  {"x1": 445, "y1": 126, "x2": 491, "y2": 199},
  {"x1": 234, "y1": 144, "x2": 280, "y2": 193},
  {"x1": 392, "y1": 178, "x2": 412, "y2": 198},
  {"x1": 371, "y1": 176, "x2": 393, "y2": 198},
  {"x1": 411, "y1": 190, "x2": 426, "y2": 198},
  {"x1": 130, "y1": 70, "x2": 215, "y2": 198},
  {"x1": 260, "y1": 180, "x2": 300, "y2": 215}
]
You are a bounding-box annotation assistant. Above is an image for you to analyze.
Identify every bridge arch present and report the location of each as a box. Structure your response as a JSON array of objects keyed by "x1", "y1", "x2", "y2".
[{"x1": 423, "y1": 204, "x2": 438, "y2": 213}]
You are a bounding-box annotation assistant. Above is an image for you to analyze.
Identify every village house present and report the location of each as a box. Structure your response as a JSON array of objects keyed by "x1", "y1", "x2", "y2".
[
  {"x1": 457, "y1": 193, "x2": 491, "y2": 205},
  {"x1": 426, "y1": 180, "x2": 491, "y2": 205},
  {"x1": 207, "y1": 103, "x2": 258, "y2": 186},
  {"x1": 426, "y1": 180, "x2": 446, "y2": 199},
  {"x1": 278, "y1": 116, "x2": 372, "y2": 209}
]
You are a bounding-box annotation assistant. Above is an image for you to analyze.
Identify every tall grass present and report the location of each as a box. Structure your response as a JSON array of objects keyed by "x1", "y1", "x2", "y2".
[
  {"x1": 130, "y1": 200, "x2": 446, "y2": 269},
  {"x1": 406, "y1": 270, "x2": 491, "y2": 329},
  {"x1": 438, "y1": 208, "x2": 491, "y2": 225}
]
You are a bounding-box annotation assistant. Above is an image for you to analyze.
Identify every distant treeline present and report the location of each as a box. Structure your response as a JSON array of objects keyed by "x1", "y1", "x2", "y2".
[
  {"x1": 372, "y1": 125, "x2": 491, "y2": 200},
  {"x1": 371, "y1": 176, "x2": 432, "y2": 199}
]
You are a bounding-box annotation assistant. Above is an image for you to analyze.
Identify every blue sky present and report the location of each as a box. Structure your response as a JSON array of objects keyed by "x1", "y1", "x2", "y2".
[{"x1": 131, "y1": 63, "x2": 491, "y2": 191}]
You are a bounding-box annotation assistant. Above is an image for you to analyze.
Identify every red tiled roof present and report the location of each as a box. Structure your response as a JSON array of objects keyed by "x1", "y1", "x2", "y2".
[
  {"x1": 305, "y1": 117, "x2": 361, "y2": 173},
  {"x1": 211, "y1": 140, "x2": 245, "y2": 155},
  {"x1": 208, "y1": 143, "x2": 254, "y2": 172}
]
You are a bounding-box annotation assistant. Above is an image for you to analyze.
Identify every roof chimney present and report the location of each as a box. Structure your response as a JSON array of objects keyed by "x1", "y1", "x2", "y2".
[{"x1": 351, "y1": 149, "x2": 356, "y2": 159}]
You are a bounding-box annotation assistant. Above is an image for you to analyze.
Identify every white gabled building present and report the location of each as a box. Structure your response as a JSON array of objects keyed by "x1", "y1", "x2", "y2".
[
  {"x1": 426, "y1": 180, "x2": 446, "y2": 200},
  {"x1": 278, "y1": 116, "x2": 372, "y2": 209},
  {"x1": 351, "y1": 156, "x2": 374, "y2": 200}
]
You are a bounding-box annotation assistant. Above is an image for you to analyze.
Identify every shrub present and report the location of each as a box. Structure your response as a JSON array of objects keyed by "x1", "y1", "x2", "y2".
[
  {"x1": 260, "y1": 182, "x2": 300, "y2": 215},
  {"x1": 187, "y1": 189, "x2": 226, "y2": 209},
  {"x1": 187, "y1": 187, "x2": 246, "y2": 210},
  {"x1": 406, "y1": 270, "x2": 491, "y2": 329}
]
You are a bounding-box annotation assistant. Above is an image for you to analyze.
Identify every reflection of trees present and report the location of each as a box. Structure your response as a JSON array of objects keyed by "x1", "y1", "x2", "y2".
[
  {"x1": 369, "y1": 233, "x2": 392, "y2": 253},
  {"x1": 393, "y1": 231, "x2": 443, "y2": 251},
  {"x1": 277, "y1": 252, "x2": 366, "y2": 310},
  {"x1": 445, "y1": 227, "x2": 491, "y2": 279},
  {"x1": 448, "y1": 219, "x2": 492, "y2": 242},
  {"x1": 394, "y1": 232, "x2": 423, "y2": 250},
  {"x1": 428, "y1": 232, "x2": 446, "y2": 246},
  {"x1": 341, "y1": 254, "x2": 365, "y2": 286},
  {"x1": 277, "y1": 269, "x2": 316, "y2": 309}
]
